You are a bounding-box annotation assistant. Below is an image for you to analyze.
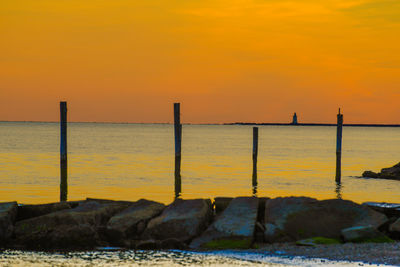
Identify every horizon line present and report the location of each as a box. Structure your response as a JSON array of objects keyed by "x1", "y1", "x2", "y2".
[{"x1": 1, "y1": 120, "x2": 400, "y2": 127}]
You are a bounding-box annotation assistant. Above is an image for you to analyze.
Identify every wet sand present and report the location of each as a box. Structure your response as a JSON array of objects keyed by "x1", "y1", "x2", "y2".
[
  {"x1": 1, "y1": 245, "x2": 399, "y2": 266},
  {"x1": 254, "y1": 241, "x2": 400, "y2": 266}
]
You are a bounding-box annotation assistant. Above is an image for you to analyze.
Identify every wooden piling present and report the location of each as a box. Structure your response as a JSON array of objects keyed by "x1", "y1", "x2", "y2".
[
  {"x1": 174, "y1": 103, "x2": 182, "y2": 157},
  {"x1": 174, "y1": 155, "x2": 182, "y2": 199},
  {"x1": 335, "y1": 108, "x2": 343, "y2": 183},
  {"x1": 252, "y1": 127, "x2": 258, "y2": 196},
  {"x1": 60, "y1": 101, "x2": 68, "y2": 202},
  {"x1": 174, "y1": 103, "x2": 182, "y2": 198}
]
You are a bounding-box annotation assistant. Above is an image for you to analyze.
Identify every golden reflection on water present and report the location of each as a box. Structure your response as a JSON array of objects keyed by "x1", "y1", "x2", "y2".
[{"x1": 0, "y1": 122, "x2": 399, "y2": 204}]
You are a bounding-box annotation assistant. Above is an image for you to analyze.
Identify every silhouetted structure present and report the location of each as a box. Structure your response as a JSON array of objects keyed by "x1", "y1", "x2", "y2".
[
  {"x1": 252, "y1": 127, "x2": 258, "y2": 196},
  {"x1": 174, "y1": 103, "x2": 182, "y2": 198},
  {"x1": 60, "y1": 101, "x2": 68, "y2": 202},
  {"x1": 336, "y1": 108, "x2": 343, "y2": 182},
  {"x1": 292, "y1": 112, "x2": 298, "y2": 125}
]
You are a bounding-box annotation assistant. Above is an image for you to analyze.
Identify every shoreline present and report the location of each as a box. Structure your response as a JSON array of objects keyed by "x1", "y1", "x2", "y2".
[
  {"x1": 228, "y1": 122, "x2": 400, "y2": 127},
  {"x1": 1, "y1": 244, "x2": 399, "y2": 266},
  {"x1": 2, "y1": 120, "x2": 400, "y2": 127}
]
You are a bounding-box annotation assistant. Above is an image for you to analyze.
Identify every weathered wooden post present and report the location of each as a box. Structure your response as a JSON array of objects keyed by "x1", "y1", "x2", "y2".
[
  {"x1": 252, "y1": 127, "x2": 258, "y2": 196},
  {"x1": 174, "y1": 154, "x2": 182, "y2": 199},
  {"x1": 60, "y1": 101, "x2": 68, "y2": 201},
  {"x1": 335, "y1": 108, "x2": 343, "y2": 183},
  {"x1": 174, "y1": 103, "x2": 182, "y2": 198}
]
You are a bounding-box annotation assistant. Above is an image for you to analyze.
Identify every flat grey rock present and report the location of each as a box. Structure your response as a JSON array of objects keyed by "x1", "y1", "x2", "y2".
[
  {"x1": 190, "y1": 197, "x2": 258, "y2": 249},
  {"x1": 142, "y1": 199, "x2": 212, "y2": 242},
  {"x1": 107, "y1": 199, "x2": 165, "y2": 239}
]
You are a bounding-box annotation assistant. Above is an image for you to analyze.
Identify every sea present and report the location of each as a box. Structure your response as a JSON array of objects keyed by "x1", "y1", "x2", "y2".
[
  {"x1": 0, "y1": 122, "x2": 399, "y2": 266},
  {"x1": 1, "y1": 121, "x2": 399, "y2": 204}
]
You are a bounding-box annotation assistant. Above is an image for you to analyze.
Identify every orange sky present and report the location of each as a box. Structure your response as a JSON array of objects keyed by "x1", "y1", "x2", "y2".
[{"x1": 1, "y1": 0, "x2": 399, "y2": 124}]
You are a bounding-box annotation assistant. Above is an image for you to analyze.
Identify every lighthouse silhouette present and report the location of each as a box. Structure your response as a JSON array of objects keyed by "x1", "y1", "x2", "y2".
[{"x1": 292, "y1": 112, "x2": 298, "y2": 125}]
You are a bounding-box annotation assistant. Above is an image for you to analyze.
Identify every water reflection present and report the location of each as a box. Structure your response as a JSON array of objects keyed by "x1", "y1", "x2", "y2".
[
  {"x1": 252, "y1": 162, "x2": 258, "y2": 197},
  {"x1": 335, "y1": 181, "x2": 343, "y2": 199},
  {"x1": 174, "y1": 156, "x2": 181, "y2": 199},
  {"x1": 60, "y1": 160, "x2": 68, "y2": 202},
  {"x1": 335, "y1": 151, "x2": 342, "y2": 183}
]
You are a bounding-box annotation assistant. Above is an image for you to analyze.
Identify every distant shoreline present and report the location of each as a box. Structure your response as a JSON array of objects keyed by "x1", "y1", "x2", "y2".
[
  {"x1": 227, "y1": 122, "x2": 400, "y2": 127},
  {"x1": 1, "y1": 120, "x2": 400, "y2": 127}
]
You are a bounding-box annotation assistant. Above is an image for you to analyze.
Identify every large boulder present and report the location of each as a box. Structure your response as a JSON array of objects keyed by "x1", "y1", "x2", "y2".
[
  {"x1": 264, "y1": 197, "x2": 388, "y2": 242},
  {"x1": 142, "y1": 199, "x2": 212, "y2": 242},
  {"x1": 0, "y1": 202, "x2": 18, "y2": 245},
  {"x1": 106, "y1": 199, "x2": 165, "y2": 242},
  {"x1": 190, "y1": 197, "x2": 258, "y2": 249},
  {"x1": 362, "y1": 162, "x2": 400, "y2": 180},
  {"x1": 14, "y1": 200, "x2": 130, "y2": 249},
  {"x1": 17, "y1": 202, "x2": 72, "y2": 221}
]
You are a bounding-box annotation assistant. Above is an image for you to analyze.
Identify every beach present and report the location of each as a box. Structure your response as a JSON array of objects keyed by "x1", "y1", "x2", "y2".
[{"x1": 1, "y1": 244, "x2": 399, "y2": 266}]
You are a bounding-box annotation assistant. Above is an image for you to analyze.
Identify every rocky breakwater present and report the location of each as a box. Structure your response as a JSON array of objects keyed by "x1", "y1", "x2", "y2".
[
  {"x1": 362, "y1": 162, "x2": 400, "y2": 181},
  {"x1": 0, "y1": 197, "x2": 399, "y2": 250}
]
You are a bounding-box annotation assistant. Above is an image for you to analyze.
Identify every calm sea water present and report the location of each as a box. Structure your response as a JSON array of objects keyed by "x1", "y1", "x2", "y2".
[{"x1": 0, "y1": 122, "x2": 399, "y2": 204}]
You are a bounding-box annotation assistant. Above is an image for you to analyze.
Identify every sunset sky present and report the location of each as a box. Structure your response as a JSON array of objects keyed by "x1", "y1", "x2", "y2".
[{"x1": 1, "y1": 0, "x2": 399, "y2": 123}]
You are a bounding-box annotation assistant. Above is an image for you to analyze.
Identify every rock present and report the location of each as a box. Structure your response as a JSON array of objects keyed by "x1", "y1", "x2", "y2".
[
  {"x1": 107, "y1": 199, "x2": 165, "y2": 241},
  {"x1": 17, "y1": 202, "x2": 72, "y2": 221},
  {"x1": 362, "y1": 171, "x2": 379, "y2": 178},
  {"x1": 389, "y1": 218, "x2": 400, "y2": 232},
  {"x1": 361, "y1": 162, "x2": 400, "y2": 181},
  {"x1": 264, "y1": 197, "x2": 388, "y2": 242},
  {"x1": 45, "y1": 224, "x2": 100, "y2": 249},
  {"x1": 142, "y1": 199, "x2": 212, "y2": 242},
  {"x1": 86, "y1": 198, "x2": 135, "y2": 205},
  {"x1": 341, "y1": 225, "x2": 392, "y2": 243},
  {"x1": 136, "y1": 239, "x2": 160, "y2": 250},
  {"x1": 160, "y1": 238, "x2": 186, "y2": 249},
  {"x1": 190, "y1": 197, "x2": 258, "y2": 249},
  {"x1": 0, "y1": 202, "x2": 18, "y2": 245},
  {"x1": 296, "y1": 237, "x2": 341, "y2": 246},
  {"x1": 214, "y1": 197, "x2": 233, "y2": 215},
  {"x1": 14, "y1": 200, "x2": 130, "y2": 249},
  {"x1": 363, "y1": 202, "x2": 400, "y2": 218},
  {"x1": 389, "y1": 218, "x2": 400, "y2": 239},
  {"x1": 380, "y1": 162, "x2": 400, "y2": 179}
]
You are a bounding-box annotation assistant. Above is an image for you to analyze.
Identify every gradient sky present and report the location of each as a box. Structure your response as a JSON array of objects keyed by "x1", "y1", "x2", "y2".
[{"x1": 1, "y1": 0, "x2": 399, "y2": 123}]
